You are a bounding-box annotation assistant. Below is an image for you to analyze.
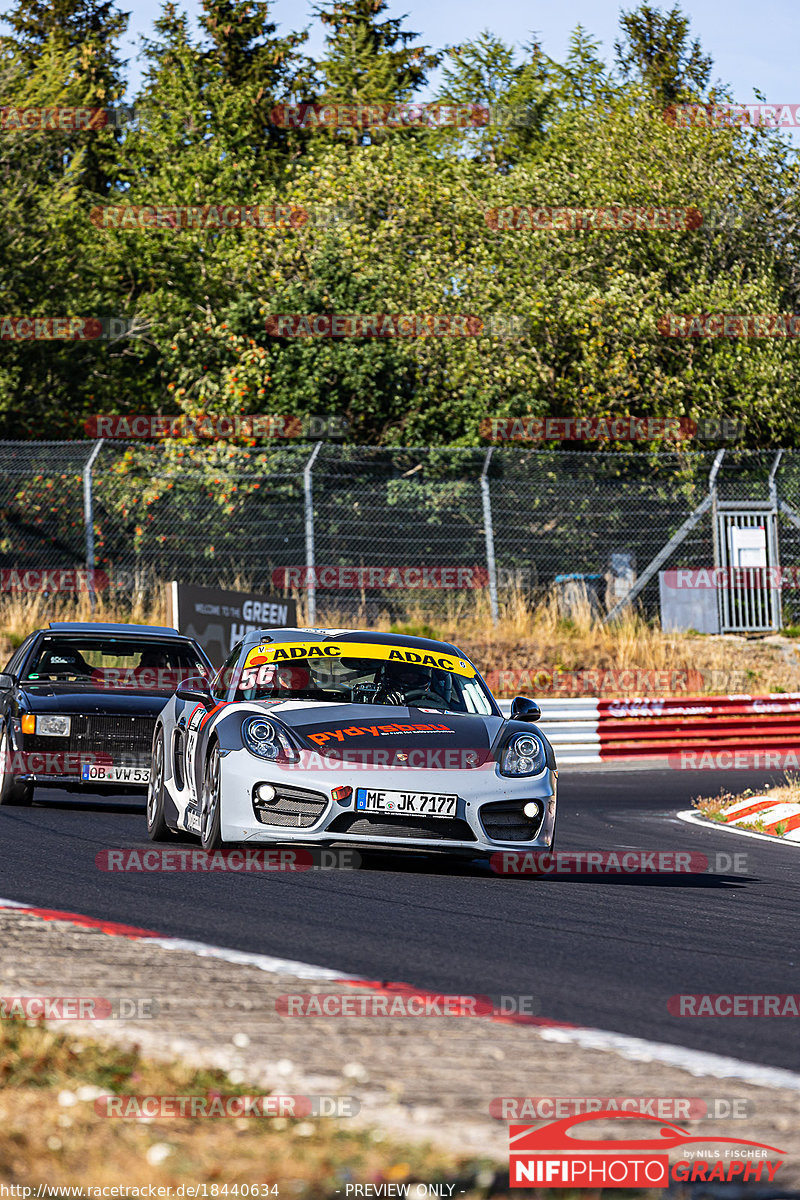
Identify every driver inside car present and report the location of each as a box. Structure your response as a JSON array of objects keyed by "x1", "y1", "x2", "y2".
[{"x1": 374, "y1": 662, "x2": 451, "y2": 707}]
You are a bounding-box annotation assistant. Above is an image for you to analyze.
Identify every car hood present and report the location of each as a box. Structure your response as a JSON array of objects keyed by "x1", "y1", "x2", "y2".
[
  {"x1": 19, "y1": 683, "x2": 170, "y2": 716},
  {"x1": 258, "y1": 701, "x2": 504, "y2": 766}
]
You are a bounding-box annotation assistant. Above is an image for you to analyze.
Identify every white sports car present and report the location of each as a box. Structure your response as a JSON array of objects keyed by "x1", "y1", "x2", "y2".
[{"x1": 147, "y1": 628, "x2": 557, "y2": 858}]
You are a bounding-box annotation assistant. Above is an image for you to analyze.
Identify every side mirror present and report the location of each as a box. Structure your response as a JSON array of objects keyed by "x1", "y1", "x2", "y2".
[
  {"x1": 510, "y1": 695, "x2": 541, "y2": 723},
  {"x1": 0, "y1": 672, "x2": 15, "y2": 691},
  {"x1": 176, "y1": 678, "x2": 214, "y2": 707}
]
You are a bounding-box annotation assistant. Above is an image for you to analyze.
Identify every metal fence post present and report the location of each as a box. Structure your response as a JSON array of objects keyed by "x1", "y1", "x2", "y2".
[
  {"x1": 480, "y1": 448, "x2": 499, "y2": 624},
  {"x1": 83, "y1": 439, "x2": 104, "y2": 611},
  {"x1": 303, "y1": 443, "x2": 322, "y2": 625}
]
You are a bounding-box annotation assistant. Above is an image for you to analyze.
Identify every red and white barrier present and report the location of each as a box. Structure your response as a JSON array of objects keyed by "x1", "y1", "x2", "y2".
[{"x1": 499, "y1": 693, "x2": 800, "y2": 766}]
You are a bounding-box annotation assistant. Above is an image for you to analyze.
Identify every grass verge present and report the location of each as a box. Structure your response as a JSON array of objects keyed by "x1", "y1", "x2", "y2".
[
  {"x1": 692, "y1": 776, "x2": 800, "y2": 837},
  {"x1": 0, "y1": 1017, "x2": 491, "y2": 1192}
]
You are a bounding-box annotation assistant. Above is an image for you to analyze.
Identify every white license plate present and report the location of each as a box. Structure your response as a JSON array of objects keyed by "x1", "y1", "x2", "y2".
[
  {"x1": 81, "y1": 765, "x2": 150, "y2": 784},
  {"x1": 355, "y1": 788, "x2": 458, "y2": 818}
]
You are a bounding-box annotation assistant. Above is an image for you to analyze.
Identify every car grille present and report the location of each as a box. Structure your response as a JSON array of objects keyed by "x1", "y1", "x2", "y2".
[
  {"x1": 72, "y1": 714, "x2": 154, "y2": 758},
  {"x1": 253, "y1": 784, "x2": 329, "y2": 829},
  {"x1": 327, "y1": 812, "x2": 475, "y2": 841},
  {"x1": 25, "y1": 714, "x2": 155, "y2": 767},
  {"x1": 479, "y1": 799, "x2": 544, "y2": 842}
]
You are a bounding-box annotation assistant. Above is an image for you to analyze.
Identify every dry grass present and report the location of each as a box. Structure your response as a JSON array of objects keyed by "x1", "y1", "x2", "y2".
[
  {"x1": 0, "y1": 1017, "x2": 483, "y2": 1192},
  {"x1": 691, "y1": 789, "x2": 752, "y2": 822},
  {"x1": 692, "y1": 773, "x2": 800, "y2": 836},
  {"x1": 0, "y1": 587, "x2": 170, "y2": 650},
  {"x1": 1, "y1": 584, "x2": 799, "y2": 697}
]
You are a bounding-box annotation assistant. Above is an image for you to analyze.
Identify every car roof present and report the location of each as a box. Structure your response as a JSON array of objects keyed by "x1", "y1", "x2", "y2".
[
  {"x1": 239, "y1": 627, "x2": 465, "y2": 656},
  {"x1": 47, "y1": 622, "x2": 183, "y2": 636}
]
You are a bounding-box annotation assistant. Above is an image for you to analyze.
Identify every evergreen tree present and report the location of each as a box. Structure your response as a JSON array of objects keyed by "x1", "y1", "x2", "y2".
[
  {"x1": 436, "y1": 32, "x2": 554, "y2": 167},
  {"x1": 615, "y1": 3, "x2": 713, "y2": 106},
  {"x1": 314, "y1": 0, "x2": 440, "y2": 142},
  {"x1": 0, "y1": 0, "x2": 129, "y2": 194}
]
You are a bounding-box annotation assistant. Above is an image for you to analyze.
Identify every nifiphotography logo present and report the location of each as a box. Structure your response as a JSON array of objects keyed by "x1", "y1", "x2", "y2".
[{"x1": 508, "y1": 1111, "x2": 785, "y2": 1188}]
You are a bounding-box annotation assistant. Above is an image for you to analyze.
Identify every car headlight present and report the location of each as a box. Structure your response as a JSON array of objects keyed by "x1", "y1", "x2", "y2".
[
  {"x1": 500, "y1": 732, "x2": 546, "y2": 777},
  {"x1": 35, "y1": 715, "x2": 71, "y2": 737},
  {"x1": 242, "y1": 716, "x2": 297, "y2": 761}
]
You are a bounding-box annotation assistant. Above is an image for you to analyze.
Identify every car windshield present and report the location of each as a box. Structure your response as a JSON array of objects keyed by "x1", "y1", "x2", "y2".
[
  {"x1": 232, "y1": 650, "x2": 495, "y2": 715},
  {"x1": 24, "y1": 636, "x2": 210, "y2": 691}
]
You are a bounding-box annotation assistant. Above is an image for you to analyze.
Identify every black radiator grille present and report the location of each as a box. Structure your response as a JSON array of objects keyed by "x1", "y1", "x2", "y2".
[
  {"x1": 70, "y1": 714, "x2": 155, "y2": 761},
  {"x1": 328, "y1": 812, "x2": 475, "y2": 841}
]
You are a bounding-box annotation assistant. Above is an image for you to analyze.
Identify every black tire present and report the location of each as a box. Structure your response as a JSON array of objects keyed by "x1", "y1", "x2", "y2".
[
  {"x1": 200, "y1": 742, "x2": 224, "y2": 850},
  {"x1": 146, "y1": 726, "x2": 176, "y2": 841},
  {"x1": 0, "y1": 723, "x2": 33, "y2": 806}
]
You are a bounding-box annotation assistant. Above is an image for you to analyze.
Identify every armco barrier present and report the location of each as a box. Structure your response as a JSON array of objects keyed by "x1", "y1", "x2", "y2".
[
  {"x1": 499, "y1": 698, "x2": 601, "y2": 764},
  {"x1": 499, "y1": 694, "x2": 800, "y2": 765}
]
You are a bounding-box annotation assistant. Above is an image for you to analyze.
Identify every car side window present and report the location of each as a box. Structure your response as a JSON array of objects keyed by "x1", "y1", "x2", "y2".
[
  {"x1": 4, "y1": 635, "x2": 35, "y2": 676},
  {"x1": 212, "y1": 648, "x2": 241, "y2": 700}
]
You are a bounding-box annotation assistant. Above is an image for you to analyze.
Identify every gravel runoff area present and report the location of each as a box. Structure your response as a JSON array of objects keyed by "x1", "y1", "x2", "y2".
[{"x1": 2, "y1": 907, "x2": 800, "y2": 1180}]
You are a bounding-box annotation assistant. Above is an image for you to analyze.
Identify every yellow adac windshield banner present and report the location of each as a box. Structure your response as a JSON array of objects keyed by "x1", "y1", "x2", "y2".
[{"x1": 243, "y1": 641, "x2": 476, "y2": 678}]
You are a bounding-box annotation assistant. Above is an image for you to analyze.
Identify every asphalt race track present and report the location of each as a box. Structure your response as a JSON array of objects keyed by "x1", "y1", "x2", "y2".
[{"x1": 1, "y1": 767, "x2": 798, "y2": 1072}]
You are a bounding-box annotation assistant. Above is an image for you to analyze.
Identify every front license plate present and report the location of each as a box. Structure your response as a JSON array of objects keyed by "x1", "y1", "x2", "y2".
[
  {"x1": 355, "y1": 788, "x2": 458, "y2": 818},
  {"x1": 81, "y1": 765, "x2": 150, "y2": 784}
]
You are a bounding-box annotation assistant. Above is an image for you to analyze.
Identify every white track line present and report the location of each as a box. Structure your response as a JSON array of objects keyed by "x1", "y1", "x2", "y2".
[
  {"x1": 146, "y1": 935, "x2": 360, "y2": 981},
  {"x1": 536, "y1": 1025, "x2": 800, "y2": 1092},
  {"x1": 3, "y1": 896, "x2": 800, "y2": 1092}
]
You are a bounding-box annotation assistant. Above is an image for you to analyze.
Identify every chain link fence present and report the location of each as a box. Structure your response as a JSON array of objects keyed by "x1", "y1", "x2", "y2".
[{"x1": 3, "y1": 441, "x2": 800, "y2": 625}]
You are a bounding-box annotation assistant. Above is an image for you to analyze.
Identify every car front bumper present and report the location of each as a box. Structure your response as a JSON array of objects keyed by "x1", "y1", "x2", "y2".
[{"x1": 218, "y1": 751, "x2": 557, "y2": 854}]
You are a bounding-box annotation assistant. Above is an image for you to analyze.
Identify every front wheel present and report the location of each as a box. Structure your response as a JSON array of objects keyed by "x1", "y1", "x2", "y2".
[
  {"x1": 147, "y1": 727, "x2": 176, "y2": 841},
  {"x1": 0, "y1": 723, "x2": 33, "y2": 806},
  {"x1": 200, "y1": 743, "x2": 224, "y2": 850}
]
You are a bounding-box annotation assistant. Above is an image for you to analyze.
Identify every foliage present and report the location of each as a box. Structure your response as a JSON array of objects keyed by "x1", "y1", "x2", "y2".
[{"x1": 0, "y1": 1, "x2": 799, "y2": 449}]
